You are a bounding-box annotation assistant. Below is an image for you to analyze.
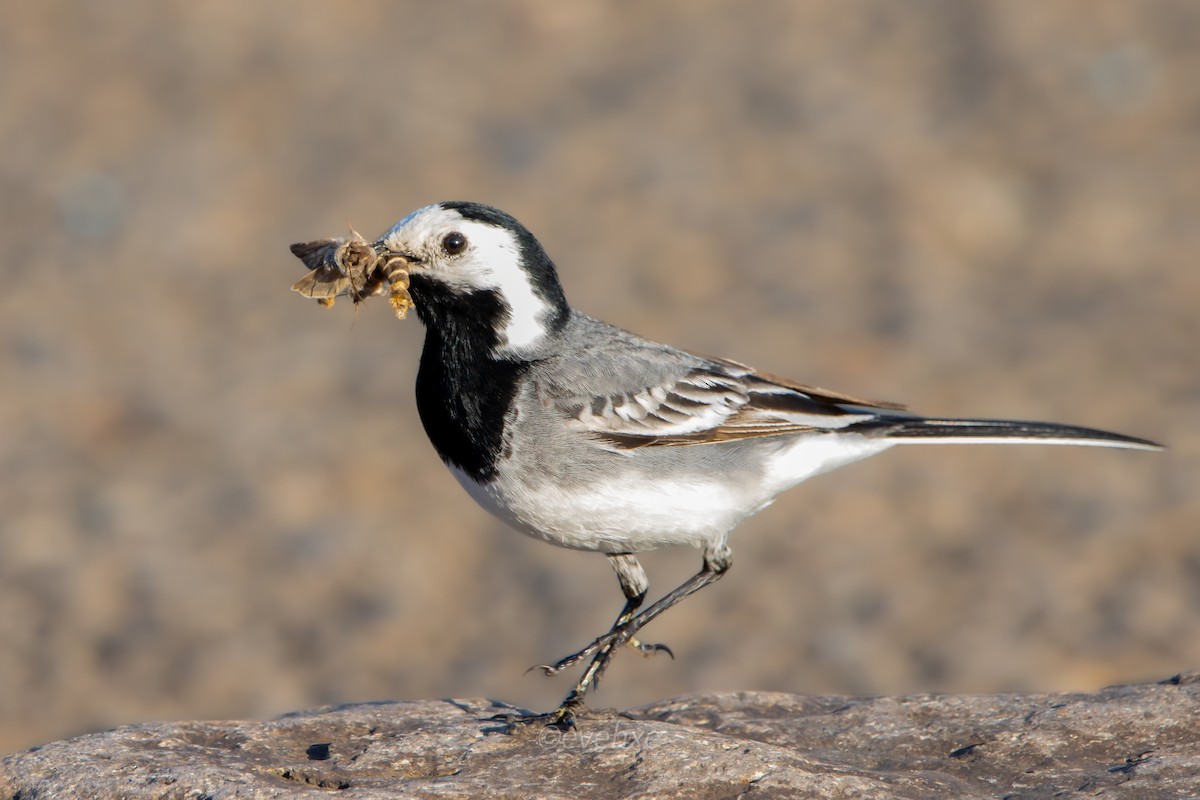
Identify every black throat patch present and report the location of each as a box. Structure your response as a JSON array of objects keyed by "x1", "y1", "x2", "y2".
[
  {"x1": 407, "y1": 203, "x2": 574, "y2": 481},
  {"x1": 410, "y1": 276, "x2": 529, "y2": 482}
]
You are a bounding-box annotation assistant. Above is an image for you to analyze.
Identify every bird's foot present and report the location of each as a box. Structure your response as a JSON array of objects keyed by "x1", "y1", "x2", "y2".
[
  {"x1": 491, "y1": 700, "x2": 583, "y2": 732},
  {"x1": 531, "y1": 629, "x2": 672, "y2": 676},
  {"x1": 530, "y1": 634, "x2": 614, "y2": 676}
]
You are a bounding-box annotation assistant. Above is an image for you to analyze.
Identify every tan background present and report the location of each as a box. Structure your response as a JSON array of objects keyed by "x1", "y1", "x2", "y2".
[{"x1": 1, "y1": 1, "x2": 1196, "y2": 754}]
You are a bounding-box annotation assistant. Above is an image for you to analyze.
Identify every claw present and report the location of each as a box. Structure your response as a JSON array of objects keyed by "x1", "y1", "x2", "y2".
[
  {"x1": 529, "y1": 651, "x2": 589, "y2": 677},
  {"x1": 628, "y1": 638, "x2": 674, "y2": 659}
]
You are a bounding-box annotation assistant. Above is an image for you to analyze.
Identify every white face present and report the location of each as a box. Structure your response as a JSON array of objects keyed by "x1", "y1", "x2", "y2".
[{"x1": 380, "y1": 204, "x2": 557, "y2": 354}]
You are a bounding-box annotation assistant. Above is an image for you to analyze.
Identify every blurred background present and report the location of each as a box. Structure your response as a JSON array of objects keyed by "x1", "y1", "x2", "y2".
[{"x1": 1, "y1": 1, "x2": 1196, "y2": 754}]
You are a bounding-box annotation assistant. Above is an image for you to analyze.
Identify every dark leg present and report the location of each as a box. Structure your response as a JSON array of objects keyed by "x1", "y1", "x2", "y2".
[
  {"x1": 535, "y1": 553, "x2": 671, "y2": 676},
  {"x1": 509, "y1": 544, "x2": 732, "y2": 729},
  {"x1": 608, "y1": 553, "x2": 673, "y2": 656}
]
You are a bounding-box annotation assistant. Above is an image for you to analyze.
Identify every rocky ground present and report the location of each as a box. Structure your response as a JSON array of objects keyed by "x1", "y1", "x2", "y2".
[
  {"x1": 1, "y1": 1, "x2": 1197, "y2": 755},
  {"x1": 5, "y1": 674, "x2": 1200, "y2": 798}
]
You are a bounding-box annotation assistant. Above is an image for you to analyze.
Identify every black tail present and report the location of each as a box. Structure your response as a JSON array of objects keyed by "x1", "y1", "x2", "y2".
[{"x1": 857, "y1": 417, "x2": 1162, "y2": 451}]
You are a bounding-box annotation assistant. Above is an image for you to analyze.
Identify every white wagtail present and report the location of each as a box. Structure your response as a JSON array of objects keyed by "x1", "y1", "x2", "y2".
[{"x1": 292, "y1": 200, "x2": 1161, "y2": 727}]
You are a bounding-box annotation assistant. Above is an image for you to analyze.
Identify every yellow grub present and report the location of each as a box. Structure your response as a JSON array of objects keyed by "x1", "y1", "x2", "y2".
[
  {"x1": 389, "y1": 290, "x2": 412, "y2": 319},
  {"x1": 383, "y1": 258, "x2": 413, "y2": 319}
]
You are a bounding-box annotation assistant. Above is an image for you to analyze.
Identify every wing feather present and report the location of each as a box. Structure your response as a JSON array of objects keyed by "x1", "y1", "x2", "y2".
[{"x1": 552, "y1": 354, "x2": 906, "y2": 450}]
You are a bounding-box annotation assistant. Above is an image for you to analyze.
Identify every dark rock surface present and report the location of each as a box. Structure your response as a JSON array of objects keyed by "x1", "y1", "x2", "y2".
[{"x1": 5, "y1": 674, "x2": 1199, "y2": 799}]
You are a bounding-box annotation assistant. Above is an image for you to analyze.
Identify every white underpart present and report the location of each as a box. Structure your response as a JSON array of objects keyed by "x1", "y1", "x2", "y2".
[
  {"x1": 450, "y1": 464, "x2": 750, "y2": 553},
  {"x1": 449, "y1": 433, "x2": 902, "y2": 555},
  {"x1": 381, "y1": 205, "x2": 552, "y2": 354},
  {"x1": 763, "y1": 433, "x2": 898, "y2": 495}
]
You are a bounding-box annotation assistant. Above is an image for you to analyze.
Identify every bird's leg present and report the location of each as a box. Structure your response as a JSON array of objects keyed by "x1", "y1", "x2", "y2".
[
  {"x1": 535, "y1": 553, "x2": 667, "y2": 676},
  {"x1": 501, "y1": 546, "x2": 731, "y2": 730},
  {"x1": 612, "y1": 554, "x2": 674, "y2": 659},
  {"x1": 612, "y1": 552, "x2": 649, "y2": 624},
  {"x1": 548, "y1": 544, "x2": 732, "y2": 725}
]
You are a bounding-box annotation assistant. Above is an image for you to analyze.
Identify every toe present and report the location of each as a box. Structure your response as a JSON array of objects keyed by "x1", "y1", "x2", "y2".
[{"x1": 628, "y1": 638, "x2": 674, "y2": 660}]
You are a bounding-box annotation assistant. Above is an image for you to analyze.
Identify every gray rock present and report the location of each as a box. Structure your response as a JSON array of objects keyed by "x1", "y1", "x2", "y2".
[{"x1": 4, "y1": 674, "x2": 1199, "y2": 799}]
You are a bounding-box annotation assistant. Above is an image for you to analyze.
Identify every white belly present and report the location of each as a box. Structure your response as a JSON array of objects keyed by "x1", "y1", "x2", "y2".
[
  {"x1": 448, "y1": 433, "x2": 897, "y2": 554},
  {"x1": 449, "y1": 465, "x2": 752, "y2": 553}
]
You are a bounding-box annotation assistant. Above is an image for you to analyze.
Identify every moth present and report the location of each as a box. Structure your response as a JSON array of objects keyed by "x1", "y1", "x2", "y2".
[{"x1": 290, "y1": 228, "x2": 413, "y2": 319}]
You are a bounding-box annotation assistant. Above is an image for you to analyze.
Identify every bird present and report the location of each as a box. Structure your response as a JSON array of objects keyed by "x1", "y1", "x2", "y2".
[{"x1": 292, "y1": 200, "x2": 1161, "y2": 728}]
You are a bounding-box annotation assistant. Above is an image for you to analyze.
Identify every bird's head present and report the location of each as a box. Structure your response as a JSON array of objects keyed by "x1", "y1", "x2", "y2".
[{"x1": 379, "y1": 201, "x2": 570, "y2": 356}]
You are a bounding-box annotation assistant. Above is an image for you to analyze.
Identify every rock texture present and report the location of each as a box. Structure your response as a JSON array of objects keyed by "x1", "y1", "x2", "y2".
[{"x1": 4, "y1": 674, "x2": 1199, "y2": 799}]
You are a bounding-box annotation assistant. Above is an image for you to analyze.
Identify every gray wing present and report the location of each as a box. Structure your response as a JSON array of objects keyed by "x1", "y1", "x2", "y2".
[{"x1": 537, "y1": 315, "x2": 906, "y2": 450}]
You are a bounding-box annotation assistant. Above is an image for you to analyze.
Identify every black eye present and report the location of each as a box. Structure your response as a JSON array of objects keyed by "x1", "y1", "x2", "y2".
[{"x1": 442, "y1": 232, "x2": 467, "y2": 255}]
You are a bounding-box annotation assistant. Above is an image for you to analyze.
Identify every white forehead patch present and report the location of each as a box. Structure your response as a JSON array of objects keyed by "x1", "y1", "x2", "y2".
[
  {"x1": 380, "y1": 204, "x2": 445, "y2": 252},
  {"x1": 381, "y1": 205, "x2": 553, "y2": 354}
]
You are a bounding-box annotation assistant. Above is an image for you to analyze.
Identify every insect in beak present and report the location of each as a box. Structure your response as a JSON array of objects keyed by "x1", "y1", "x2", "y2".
[{"x1": 290, "y1": 230, "x2": 416, "y2": 319}]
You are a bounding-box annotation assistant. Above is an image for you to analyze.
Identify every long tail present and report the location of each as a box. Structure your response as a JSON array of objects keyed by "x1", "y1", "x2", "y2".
[{"x1": 859, "y1": 417, "x2": 1162, "y2": 451}]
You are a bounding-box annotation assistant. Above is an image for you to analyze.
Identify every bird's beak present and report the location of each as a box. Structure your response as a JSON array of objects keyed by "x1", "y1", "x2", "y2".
[{"x1": 373, "y1": 242, "x2": 422, "y2": 268}]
